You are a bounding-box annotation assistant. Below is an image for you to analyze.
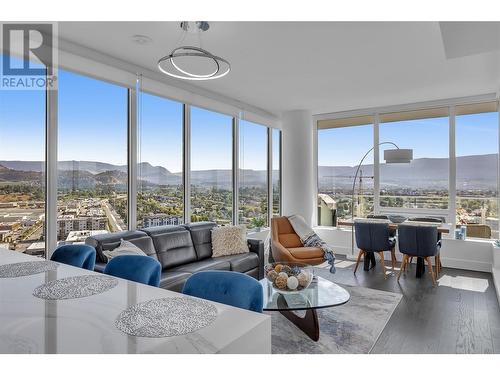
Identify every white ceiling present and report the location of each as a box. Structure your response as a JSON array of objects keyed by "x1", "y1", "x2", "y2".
[{"x1": 58, "y1": 21, "x2": 500, "y2": 117}]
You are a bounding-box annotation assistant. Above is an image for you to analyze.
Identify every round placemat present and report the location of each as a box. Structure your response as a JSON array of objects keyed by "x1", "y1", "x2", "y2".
[
  {"x1": 0, "y1": 261, "x2": 59, "y2": 278},
  {"x1": 115, "y1": 297, "x2": 218, "y2": 337},
  {"x1": 33, "y1": 275, "x2": 118, "y2": 300}
]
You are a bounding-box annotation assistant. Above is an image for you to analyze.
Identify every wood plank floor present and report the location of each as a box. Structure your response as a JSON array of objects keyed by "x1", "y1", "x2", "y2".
[{"x1": 325, "y1": 256, "x2": 500, "y2": 353}]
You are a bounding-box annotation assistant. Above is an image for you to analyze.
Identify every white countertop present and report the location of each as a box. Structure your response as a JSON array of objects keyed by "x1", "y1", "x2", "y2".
[{"x1": 0, "y1": 249, "x2": 271, "y2": 354}]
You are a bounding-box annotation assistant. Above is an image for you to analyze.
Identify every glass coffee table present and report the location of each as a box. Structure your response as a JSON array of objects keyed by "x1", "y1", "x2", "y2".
[{"x1": 260, "y1": 276, "x2": 350, "y2": 341}]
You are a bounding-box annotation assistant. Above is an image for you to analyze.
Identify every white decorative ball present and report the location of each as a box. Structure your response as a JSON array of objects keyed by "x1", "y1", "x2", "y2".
[
  {"x1": 278, "y1": 272, "x2": 288, "y2": 279},
  {"x1": 297, "y1": 272, "x2": 310, "y2": 287},
  {"x1": 287, "y1": 276, "x2": 299, "y2": 290}
]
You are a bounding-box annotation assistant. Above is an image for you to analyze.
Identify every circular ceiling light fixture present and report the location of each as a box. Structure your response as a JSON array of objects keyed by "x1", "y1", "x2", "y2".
[{"x1": 158, "y1": 22, "x2": 230, "y2": 81}]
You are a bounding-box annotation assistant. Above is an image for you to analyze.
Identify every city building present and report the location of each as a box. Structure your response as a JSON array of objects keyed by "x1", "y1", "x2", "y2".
[
  {"x1": 57, "y1": 215, "x2": 107, "y2": 239},
  {"x1": 64, "y1": 230, "x2": 108, "y2": 243},
  {"x1": 141, "y1": 214, "x2": 184, "y2": 228}
]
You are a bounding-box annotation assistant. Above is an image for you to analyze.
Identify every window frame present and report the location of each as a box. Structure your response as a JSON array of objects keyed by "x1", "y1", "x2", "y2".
[{"x1": 315, "y1": 96, "x2": 500, "y2": 239}]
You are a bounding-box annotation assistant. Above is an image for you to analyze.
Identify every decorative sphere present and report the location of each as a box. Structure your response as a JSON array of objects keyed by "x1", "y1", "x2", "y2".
[
  {"x1": 297, "y1": 272, "x2": 310, "y2": 287},
  {"x1": 287, "y1": 276, "x2": 299, "y2": 290},
  {"x1": 267, "y1": 270, "x2": 278, "y2": 282},
  {"x1": 274, "y1": 274, "x2": 288, "y2": 289},
  {"x1": 281, "y1": 265, "x2": 292, "y2": 275},
  {"x1": 278, "y1": 272, "x2": 288, "y2": 279},
  {"x1": 274, "y1": 264, "x2": 283, "y2": 273}
]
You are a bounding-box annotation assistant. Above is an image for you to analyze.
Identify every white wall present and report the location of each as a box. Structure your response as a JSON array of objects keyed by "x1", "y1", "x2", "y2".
[
  {"x1": 282, "y1": 110, "x2": 315, "y2": 225},
  {"x1": 316, "y1": 226, "x2": 496, "y2": 272}
]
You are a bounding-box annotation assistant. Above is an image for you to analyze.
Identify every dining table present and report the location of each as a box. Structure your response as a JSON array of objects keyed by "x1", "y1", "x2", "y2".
[
  {"x1": 337, "y1": 219, "x2": 450, "y2": 278},
  {"x1": 0, "y1": 249, "x2": 271, "y2": 354}
]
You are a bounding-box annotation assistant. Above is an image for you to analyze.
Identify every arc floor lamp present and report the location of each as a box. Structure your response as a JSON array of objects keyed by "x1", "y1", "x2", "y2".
[{"x1": 350, "y1": 142, "x2": 413, "y2": 255}]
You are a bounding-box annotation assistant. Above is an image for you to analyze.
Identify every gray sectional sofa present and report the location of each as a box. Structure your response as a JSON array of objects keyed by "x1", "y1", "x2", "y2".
[{"x1": 85, "y1": 222, "x2": 264, "y2": 292}]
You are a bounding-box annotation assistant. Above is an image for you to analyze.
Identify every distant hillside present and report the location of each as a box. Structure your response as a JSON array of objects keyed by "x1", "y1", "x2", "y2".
[
  {"x1": 0, "y1": 164, "x2": 43, "y2": 182},
  {"x1": 318, "y1": 153, "x2": 498, "y2": 190},
  {"x1": 2, "y1": 154, "x2": 496, "y2": 191}
]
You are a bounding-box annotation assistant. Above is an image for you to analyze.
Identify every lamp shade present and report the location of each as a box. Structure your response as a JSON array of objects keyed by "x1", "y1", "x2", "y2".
[{"x1": 384, "y1": 148, "x2": 413, "y2": 163}]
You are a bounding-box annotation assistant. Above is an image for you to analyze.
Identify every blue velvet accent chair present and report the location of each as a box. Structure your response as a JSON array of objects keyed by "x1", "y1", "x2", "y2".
[
  {"x1": 104, "y1": 255, "x2": 161, "y2": 287},
  {"x1": 397, "y1": 224, "x2": 440, "y2": 286},
  {"x1": 182, "y1": 270, "x2": 264, "y2": 313},
  {"x1": 354, "y1": 221, "x2": 396, "y2": 279},
  {"x1": 51, "y1": 244, "x2": 96, "y2": 270}
]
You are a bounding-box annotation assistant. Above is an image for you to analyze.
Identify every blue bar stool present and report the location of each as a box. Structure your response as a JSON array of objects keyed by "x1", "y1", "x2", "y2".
[
  {"x1": 182, "y1": 270, "x2": 264, "y2": 313},
  {"x1": 51, "y1": 244, "x2": 96, "y2": 270},
  {"x1": 104, "y1": 255, "x2": 161, "y2": 287}
]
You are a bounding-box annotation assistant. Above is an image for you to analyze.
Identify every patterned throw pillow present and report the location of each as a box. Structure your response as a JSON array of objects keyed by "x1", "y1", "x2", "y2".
[{"x1": 211, "y1": 225, "x2": 249, "y2": 258}]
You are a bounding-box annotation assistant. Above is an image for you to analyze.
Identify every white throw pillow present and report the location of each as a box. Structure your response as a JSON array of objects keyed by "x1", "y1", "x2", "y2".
[
  {"x1": 211, "y1": 225, "x2": 249, "y2": 258},
  {"x1": 103, "y1": 239, "x2": 147, "y2": 261}
]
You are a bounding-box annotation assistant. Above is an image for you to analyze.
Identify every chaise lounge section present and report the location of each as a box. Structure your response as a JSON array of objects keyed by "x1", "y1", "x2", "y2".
[{"x1": 85, "y1": 222, "x2": 264, "y2": 292}]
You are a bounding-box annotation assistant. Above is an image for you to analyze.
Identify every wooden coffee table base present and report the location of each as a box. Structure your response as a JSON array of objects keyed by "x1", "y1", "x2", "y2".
[{"x1": 277, "y1": 302, "x2": 320, "y2": 341}]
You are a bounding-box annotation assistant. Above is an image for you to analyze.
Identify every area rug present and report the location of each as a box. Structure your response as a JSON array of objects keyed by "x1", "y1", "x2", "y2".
[{"x1": 270, "y1": 269, "x2": 402, "y2": 354}]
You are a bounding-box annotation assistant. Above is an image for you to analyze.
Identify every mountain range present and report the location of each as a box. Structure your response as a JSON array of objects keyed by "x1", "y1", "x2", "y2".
[
  {"x1": 0, "y1": 161, "x2": 272, "y2": 189},
  {"x1": 1, "y1": 154, "x2": 496, "y2": 191},
  {"x1": 318, "y1": 153, "x2": 498, "y2": 190}
]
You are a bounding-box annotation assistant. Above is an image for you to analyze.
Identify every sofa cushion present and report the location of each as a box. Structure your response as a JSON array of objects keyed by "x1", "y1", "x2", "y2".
[
  {"x1": 183, "y1": 222, "x2": 217, "y2": 260},
  {"x1": 287, "y1": 247, "x2": 324, "y2": 259},
  {"x1": 85, "y1": 230, "x2": 156, "y2": 263},
  {"x1": 169, "y1": 257, "x2": 231, "y2": 273},
  {"x1": 222, "y1": 253, "x2": 259, "y2": 273},
  {"x1": 146, "y1": 226, "x2": 197, "y2": 270},
  {"x1": 159, "y1": 271, "x2": 192, "y2": 292}
]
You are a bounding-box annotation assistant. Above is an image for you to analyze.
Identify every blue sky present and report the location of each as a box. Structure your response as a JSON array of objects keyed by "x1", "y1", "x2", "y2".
[
  {"x1": 318, "y1": 113, "x2": 498, "y2": 167},
  {"x1": 1, "y1": 60, "x2": 269, "y2": 172}
]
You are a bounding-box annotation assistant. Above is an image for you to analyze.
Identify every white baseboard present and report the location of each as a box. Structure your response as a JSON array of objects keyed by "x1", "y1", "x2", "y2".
[{"x1": 440, "y1": 257, "x2": 492, "y2": 273}]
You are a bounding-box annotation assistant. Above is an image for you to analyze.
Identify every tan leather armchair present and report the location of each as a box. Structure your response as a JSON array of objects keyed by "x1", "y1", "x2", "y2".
[{"x1": 271, "y1": 216, "x2": 325, "y2": 265}]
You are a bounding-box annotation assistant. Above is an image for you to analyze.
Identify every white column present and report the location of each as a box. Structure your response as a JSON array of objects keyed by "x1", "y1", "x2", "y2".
[
  {"x1": 127, "y1": 87, "x2": 137, "y2": 230},
  {"x1": 449, "y1": 106, "x2": 456, "y2": 234},
  {"x1": 282, "y1": 110, "x2": 314, "y2": 225},
  {"x1": 183, "y1": 104, "x2": 191, "y2": 224},
  {"x1": 373, "y1": 114, "x2": 380, "y2": 214},
  {"x1": 232, "y1": 117, "x2": 239, "y2": 225},
  {"x1": 45, "y1": 79, "x2": 58, "y2": 258}
]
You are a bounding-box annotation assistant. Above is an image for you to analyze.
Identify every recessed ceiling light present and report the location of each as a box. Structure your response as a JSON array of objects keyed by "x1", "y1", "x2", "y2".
[{"x1": 131, "y1": 35, "x2": 152, "y2": 45}]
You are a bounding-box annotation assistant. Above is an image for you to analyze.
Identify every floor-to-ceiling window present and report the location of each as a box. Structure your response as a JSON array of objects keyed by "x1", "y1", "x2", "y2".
[
  {"x1": 57, "y1": 70, "x2": 128, "y2": 243},
  {"x1": 239, "y1": 120, "x2": 268, "y2": 229},
  {"x1": 317, "y1": 117, "x2": 374, "y2": 225},
  {"x1": 272, "y1": 128, "x2": 282, "y2": 217},
  {"x1": 379, "y1": 108, "x2": 449, "y2": 211},
  {"x1": 137, "y1": 92, "x2": 184, "y2": 228},
  {"x1": 190, "y1": 106, "x2": 233, "y2": 224},
  {"x1": 0, "y1": 55, "x2": 46, "y2": 256},
  {"x1": 456, "y1": 102, "x2": 499, "y2": 239}
]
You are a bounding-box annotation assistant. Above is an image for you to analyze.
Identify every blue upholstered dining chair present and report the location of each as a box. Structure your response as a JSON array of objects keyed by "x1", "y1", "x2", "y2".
[
  {"x1": 406, "y1": 217, "x2": 443, "y2": 272},
  {"x1": 51, "y1": 244, "x2": 96, "y2": 270},
  {"x1": 397, "y1": 224, "x2": 440, "y2": 286},
  {"x1": 354, "y1": 221, "x2": 396, "y2": 279},
  {"x1": 182, "y1": 270, "x2": 264, "y2": 313},
  {"x1": 104, "y1": 255, "x2": 161, "y2": 287}
]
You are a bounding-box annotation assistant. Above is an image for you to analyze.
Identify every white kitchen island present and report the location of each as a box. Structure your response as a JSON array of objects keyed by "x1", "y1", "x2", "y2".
[{"x1": 0, "y1": 249, "x2": 271, "y2": 354}]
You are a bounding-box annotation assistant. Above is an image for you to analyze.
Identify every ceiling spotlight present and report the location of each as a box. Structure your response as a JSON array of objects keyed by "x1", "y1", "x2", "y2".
[
  {"x1": 132, "y1": 35, "x2": 152, "y2": 45},
  {"x1": 157, "y1": 22, "x2": 230, "y2": 81}
]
